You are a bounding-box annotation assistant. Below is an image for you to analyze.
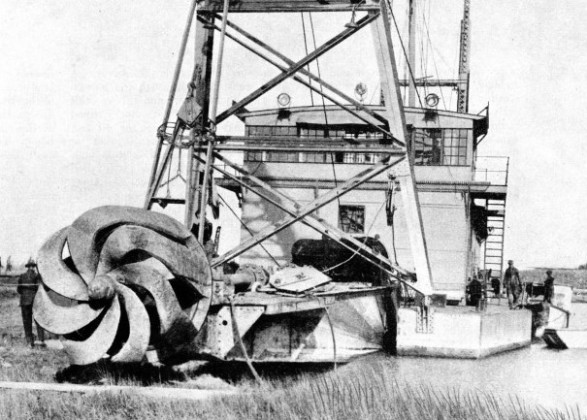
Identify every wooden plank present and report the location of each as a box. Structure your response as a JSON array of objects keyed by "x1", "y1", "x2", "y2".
[{"x1": 0, "y1": 381, "x2": 237, "y2": 401}]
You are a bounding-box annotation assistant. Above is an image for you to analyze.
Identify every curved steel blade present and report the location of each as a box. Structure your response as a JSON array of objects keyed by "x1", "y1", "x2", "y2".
[
  {"x1": 97, "y1": 225, "x2": 211, "y2": 300},
  {"x1": 110, "y1": 283, "x2": 151, "y2": 363},
  {"x1": 67, "y1": 206, "x2": 193, "y2": 284},
  {"x1": 60, "y1": 296, "x2": 121, "y2": 365},
  {"x1": 109, "y1": 260, "x2": 200, "y2": 363},
  {"x1": 110, "y1": 260, "x2": 183, "y2": 332},
  {"x1": 37, "y1": 227, "x2": 89, "y2": 301},
  {"x1": 33, "y1": 285, "x2": 105, "y2": 335}
]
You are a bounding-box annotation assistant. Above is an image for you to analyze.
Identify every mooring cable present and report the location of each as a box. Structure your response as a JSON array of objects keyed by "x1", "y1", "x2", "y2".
[
  {"x1": 228, "y1": 296, "x2": 263, "y2": 384},
  {"x1": 304, "y1": 293, "x2": 337, "y2": 370}
]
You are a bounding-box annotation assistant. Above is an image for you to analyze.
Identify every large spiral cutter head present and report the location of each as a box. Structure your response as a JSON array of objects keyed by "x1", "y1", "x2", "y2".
[{"x1": 33, "y1": 206, "x2": 212, "y2": 365}]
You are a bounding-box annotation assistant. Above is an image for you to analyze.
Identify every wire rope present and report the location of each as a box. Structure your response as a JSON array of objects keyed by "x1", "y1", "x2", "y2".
[
  {"x1": 386, "y1": 0, "x2": 423, "y2": 108},
  {"x1": 229, "y1": 296, "x2": 263, "y2": 384},
  {"x1": 300, "y1": 13, "x2": 315, "y2": 105},
  {"x1": 307, "y1": 12, "x2": 346, "y2": 223},
  {"x1": 421, "y1": 9, "x2": 448, "y2": 110}
]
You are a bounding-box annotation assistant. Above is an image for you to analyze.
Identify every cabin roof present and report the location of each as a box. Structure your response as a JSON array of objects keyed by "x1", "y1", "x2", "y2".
[
  {"x1": 236, "y1": 105, "x2": 489, "y2": 137},
  {"x1": 237, "y1": 105, "x2": 486, "y2": 124}
]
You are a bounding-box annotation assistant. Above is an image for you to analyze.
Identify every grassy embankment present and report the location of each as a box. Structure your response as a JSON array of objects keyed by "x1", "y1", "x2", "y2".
[{"x1": 1, "y1": 271, "x2": 586, "y2": 419}]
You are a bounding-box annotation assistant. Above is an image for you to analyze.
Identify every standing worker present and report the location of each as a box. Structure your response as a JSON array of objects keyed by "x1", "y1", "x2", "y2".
[
  {"x1": 544, "y1": 269, "x2": 555, "y2": 303},
  {"x1": 503, "y1": 260, "x2": 522, "y2": 309},
  {"x1": 17, "y1": 260, "x2": 45, "y2": 348}
]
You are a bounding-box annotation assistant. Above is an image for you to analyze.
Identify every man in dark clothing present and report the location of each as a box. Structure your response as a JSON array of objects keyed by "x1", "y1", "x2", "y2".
[
  {"x1": 504, "y1": 259, "x2": 522, "y2": 309},
  {"x1": 467, "y1": 277, "x2": 483, "y2": 307},
  {"x1": 491, "y1": 277, "x2": 501, "y2": 297},
  {"x1": 17, "y1": 261, "x2": 45, "y2": 348},
  {"x1": 544, "y1": 269, "x2": 555, "y2": 303}
]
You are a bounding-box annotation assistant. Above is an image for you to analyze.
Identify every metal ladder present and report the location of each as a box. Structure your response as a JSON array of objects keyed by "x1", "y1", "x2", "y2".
[{"x1": 483, "y1": 198, "x2": 507, "y2": 279}]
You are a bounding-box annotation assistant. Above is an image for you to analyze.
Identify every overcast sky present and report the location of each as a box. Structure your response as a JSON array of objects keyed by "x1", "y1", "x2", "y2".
[{"x1": 1, "y1": 0, "x2": 586, "y2": 269}]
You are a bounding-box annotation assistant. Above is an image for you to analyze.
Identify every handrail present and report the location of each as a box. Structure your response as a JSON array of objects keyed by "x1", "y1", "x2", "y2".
[{"x1": 474, "y1": 156, "x2": 510, "y2": 186}]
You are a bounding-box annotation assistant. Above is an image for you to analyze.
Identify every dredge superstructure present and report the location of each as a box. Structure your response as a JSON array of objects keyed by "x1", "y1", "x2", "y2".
[{"x1": 34, "y1": 0, "x2": 530, "y2": 366}]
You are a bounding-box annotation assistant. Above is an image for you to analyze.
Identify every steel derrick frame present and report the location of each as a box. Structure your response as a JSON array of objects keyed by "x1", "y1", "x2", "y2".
[
  {"x1": 145, "y1": 10, "x2": 379, "y2": 211},
  {"x1": 144, "y1": 1, "x2": 436, "y2": 297}
]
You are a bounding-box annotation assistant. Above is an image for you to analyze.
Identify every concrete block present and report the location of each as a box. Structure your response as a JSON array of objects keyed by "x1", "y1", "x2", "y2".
[{"x1": 397, "y1": 305, "x2": 532, "y2": 358}]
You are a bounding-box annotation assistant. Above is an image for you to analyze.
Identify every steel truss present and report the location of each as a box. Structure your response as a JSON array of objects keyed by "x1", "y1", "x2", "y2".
[{"x1": 144, "y1": 0, "x2": 435, "y2": 296}]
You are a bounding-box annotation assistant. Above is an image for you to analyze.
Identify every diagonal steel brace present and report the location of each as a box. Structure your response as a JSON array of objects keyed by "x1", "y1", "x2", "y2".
[
  {"x1": 210, "y1": 154, "x2": 402, "y2": 268},
  {"x1": 202, "y1": 19, "x2": 396, "y2": 142},
  {"x1": 216, "y1": 16, "x2": 398, "y2": 136},
  {"x1": 198, "y1": 152, "x2": 429, "y2": 295},
  {"x1": 215, "y1": 13, "x2": 378, "y2": 124}
]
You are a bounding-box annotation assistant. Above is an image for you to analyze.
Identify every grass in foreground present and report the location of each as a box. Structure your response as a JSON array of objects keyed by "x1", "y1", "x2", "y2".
[
  {"x1": 2, "y1": 275, "x2": 587, "y2": 419},
  {"x1": 0, "y1": 360, "x2": 584, "y2": 420},
  {"x1": 0, "y1": 288, "x2": 69, "y2": 382}
]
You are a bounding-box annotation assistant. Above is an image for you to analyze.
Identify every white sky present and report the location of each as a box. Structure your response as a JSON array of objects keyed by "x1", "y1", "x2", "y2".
[{"x1": 1, "y1": 0, "x2": 586, "y2": 269}]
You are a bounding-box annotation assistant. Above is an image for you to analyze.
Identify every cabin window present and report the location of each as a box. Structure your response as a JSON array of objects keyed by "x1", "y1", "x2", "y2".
[
  {"x1": 246, "y1": 151, "x2": 264, "y2": 161},
  {"x1": 246, "y1": 125, "x2": 297, "y2": 137},
  {"x1": 267, "y1": 152, "x2": 298, "y2": 162},
  {"x1": 412, "y1": 128, "x2": 469, "y2": 166},
  {"x1": 299, "y1": 127, "x2": 327, "y2": 138},
  {"x1": 339, "y1": 205, "x2": 365, "y2": 233},
  {"x1": 304, "y1": 152, "x2": 325, "y2": 163},
  {"x1": 442, "y1": 129, "x2": 468, "y2": 166}
]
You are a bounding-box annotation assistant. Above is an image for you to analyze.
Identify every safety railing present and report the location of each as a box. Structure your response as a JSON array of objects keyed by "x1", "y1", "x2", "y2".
[{"x1": 474, "y1": 156, "x2": 509, "y2": 186}]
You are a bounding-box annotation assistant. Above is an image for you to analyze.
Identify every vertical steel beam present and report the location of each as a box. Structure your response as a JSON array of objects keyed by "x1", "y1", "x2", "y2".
[
  {"x1": 372, "y1": 7, "x2": 434, "y2": 295},
  {"x1": 184, "y1": 18, "x2": 216, "y2": 228},
  {"x1": 407, "y1": 0, "x2": 417, "y2": 108},
  {"x1": 457, "y1": 0, "x2": 471, "y2": 113},
  {"x1": 196, "y1": 0, "x2": 230, "y2": 243}
]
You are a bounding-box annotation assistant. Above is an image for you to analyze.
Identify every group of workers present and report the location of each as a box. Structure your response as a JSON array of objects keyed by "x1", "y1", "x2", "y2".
[
  {"x1": 503, "y1": 260, "x2": 554, "y2": 309},
  {"x1": 469, "y1": 260, "x2": 555, "y2": 309}
]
